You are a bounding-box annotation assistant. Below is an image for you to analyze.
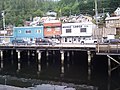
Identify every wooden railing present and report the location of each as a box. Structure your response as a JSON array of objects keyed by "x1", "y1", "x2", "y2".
[{"x1": 96, "y1": 43, "x2": 120, "y2": 54}]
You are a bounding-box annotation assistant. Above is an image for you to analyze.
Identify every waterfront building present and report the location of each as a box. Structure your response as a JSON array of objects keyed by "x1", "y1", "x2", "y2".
[
  {"x1": 61, "y1": 22, "x2": 96, "y2": 43},
  {"x1": 11, "y1": 26, "x2": 44, "y2": 41},
  {"x1": 105, "y1": 16, "x2": 120, "y2": 38},
  {"x1": 114, "y1": 7, "x2": 120, "y2": 16},
  {"x1": 44, "y1": 20, "x2": 61, "y2": 41}
]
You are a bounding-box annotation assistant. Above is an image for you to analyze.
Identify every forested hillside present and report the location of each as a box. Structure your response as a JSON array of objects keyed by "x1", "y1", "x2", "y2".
[{"x1": 0, "y1": 0, "x2": 120, "y2": 27}]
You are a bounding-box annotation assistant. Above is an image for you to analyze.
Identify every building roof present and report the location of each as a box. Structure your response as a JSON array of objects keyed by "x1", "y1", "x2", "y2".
[
  {"x1": 105, "y1": 16, "x2": 120, "y2": 20},
  {"x1": 44, "y1": 20, "x2": 61, "y2": 23}
]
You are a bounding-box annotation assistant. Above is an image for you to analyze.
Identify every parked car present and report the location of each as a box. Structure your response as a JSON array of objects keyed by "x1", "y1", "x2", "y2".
[
  {"x1": 12, "y1": 39, "x2": 31, "y2": 45},
  {"x1": 35, "y1": 38, "x2": 55, "y2": 45},
  {"x1": 0, "y1": 40, "x2": 9, "y2": 45},
  {"x1": 80, "y1": 38, "x2": 97, "y2": 44},
  {"x1": 103, "y1": 39, "x2": 120, "y2": 44}
]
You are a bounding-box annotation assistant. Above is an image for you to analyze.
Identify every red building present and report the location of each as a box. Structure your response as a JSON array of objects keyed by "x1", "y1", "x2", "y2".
[{"x1": 44, "y1": 20, "x2": 61, "y2": 38}]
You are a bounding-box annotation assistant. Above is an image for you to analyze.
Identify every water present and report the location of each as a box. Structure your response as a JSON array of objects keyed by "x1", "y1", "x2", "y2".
[{"x1": 0, "y1": 50, "x2": 120, "y2": 90}]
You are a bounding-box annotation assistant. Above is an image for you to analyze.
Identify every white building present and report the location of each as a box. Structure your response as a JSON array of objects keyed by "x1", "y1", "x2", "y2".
[
  {"x1": 61, "y1": 22, "x2": 96, "y2": 43},
  {"x1": 114, "y1": 7, "x2": 120, "y2": 16}
]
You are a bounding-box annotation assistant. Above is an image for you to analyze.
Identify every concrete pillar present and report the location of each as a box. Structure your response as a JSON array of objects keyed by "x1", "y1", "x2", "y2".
[
  {"x1": 28, "y1": 50, "x2": 30, "y2": 59},
  {"x1": 87, "y1": 51, "x2": 91, "y2": 66},
  {"x1": 72, "y1": 51, "x2": 74, "y2": 56},
  {"x1": 37, "y1": 50, "x2": 42, "y2": 74},
  {"x1": 11, "y1": 50, "x2": 14, "y2": 64},
  {"x1": 60, "y1": 51, "x2": 64, "y2": 65},
  {"x1": 37, "y1": 50, "x2": 41, "y2": 63},
  {"x1": 60, "y1": 51, "x2": 64, "y2": 77},
  {"x1": 67, "y1": 51, "x2": 70, "y2": 57},
  {"x1": 46, "y1": 51, "x2": 49, "y2": 57},
  {"x1": 46, "y1": 51, "x2": 49, "y2": 65},
  {"x1": 37, "y1": 63, "x2": 41, "y2": 74},
  {"x1": 61, "y1": 65, "x2": 64, "y2": 74},
  {"x1": 0, "y1": 50, "x2": 3, "y2": 69},
  {"x1": 17, "y1": 50, "x2": 21, "y2": 59},
  {"x1": 16, "y1": 50, "x2": 21, "y2": 72},
  {"x1": 0, "y1": 50, "x2": 3, "y2": 60},
  {"x1": 27, "y1": 50, "x2": 30, "y2": 65},
  {"x1": 108, "y1": 57, "x2": 111, "y2": 77},
  {"x1": 87, "y1": 51, "x2": 91, "y2": 81},
  {"x1": 11, "y1": 50, "x2": 13, "y2": 56},
  {"x1": 53, "y1": 50, "x2": 55, "y2": 55}
]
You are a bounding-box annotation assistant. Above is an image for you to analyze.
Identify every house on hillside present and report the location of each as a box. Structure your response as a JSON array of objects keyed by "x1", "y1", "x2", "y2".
[
  {"x1": 93, "y1": 12, "x2": 110, "y2": 22},
  {"x1": 114, "y1": 7, "x2": 120, "y2": 16},
  {"x1": 105, "y1": 16, "x2": 120, "y2": 38},
  {"x1": 61, "y1": 22, "x2": 96, "y2": 43},
  {"x1": 46, "y1": 10, "x2": 57, "y2": 17},
  {"x1": 105, "y1": 16, "x2": 120, "y2": 29}
]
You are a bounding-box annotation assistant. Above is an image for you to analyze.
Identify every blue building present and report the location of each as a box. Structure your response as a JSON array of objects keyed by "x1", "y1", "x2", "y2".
[{"x1": 11, "y1": 26, "x2": 44, "y2": 41}]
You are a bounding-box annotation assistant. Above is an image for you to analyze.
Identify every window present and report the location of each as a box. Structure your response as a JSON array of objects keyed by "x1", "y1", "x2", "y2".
[
  {"x1": 80, "y1": 28, "x2": 86, "y2": 32},
  {"x1": 26, "y1": 30, "x2": 31, "y2": 33},
  {"x1": 18, "y1": 30, "x2": 21, "y2": 33},
  {"x1": 36, "y1": 30, "x2": 41, "y2": 33},
  {"x1": 84, "y1": 25, "x2": 88, "y2": 27},
  {"x1": 55, "y1": 27, "x2": 60, "y2": 31},
  {"x1": 66, "y1": 29, "x2": 71, "y2": 33},
  {"x1": 47, "y1": 28, "x2": 51, "y2": 31}
]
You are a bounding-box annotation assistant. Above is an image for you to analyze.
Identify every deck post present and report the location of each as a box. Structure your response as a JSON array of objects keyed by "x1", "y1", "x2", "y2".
[
  {"x1": 53, "y1": 50, "x2": 55, "y2": 55},
  {"x1": 11, "y1": 50, "x2": 14, "y2": 64},
  {"x1": 46, "y1": 51, "x2": 49, "y2": 57},
  {"x1": 97, "y1": 43, "x2": 100, "y2": 53},
  {"x1": 0, "y1": 50, "x2": 3, "y2": 69},
  {"x1": 16, "y1": 50, "x2": 21, "y2": 72},
  {"x1": 87, "y1": 51, "x2": 91, "y2": 66},
  {"x1": 87, "y1": 50, "x2": 91, "y2": 80},
  {"x1": 37, "y1": 50, "x2": 42, "y2": 74},
  {"x1": 37, "y1": 50, "x2": 41, "y2": 63},
  {"x1": 60, "y1": 51, "x2": 64, "y2": 64},
  {"x1": 61, "y1": 64, "x2": 64, "y2": 77},
  {"x1": 28, "y1": 50, "x2": 30, "y2": 59},
  {"x1": 60, "y1": 50, "x2": 64, "y2": 77},
  {"x1": 67, "y1": 51, "x2": 70, "y2": 57},
  {"x1": 37, "y1": 63, "x2": 41, "y2": 75},
  {"x1": 27, "y1": 50, "x2": 30, "y2": 65},
  {"x1": 11, "y1": 50, "x2": 13, "y2": 56},
  {"x1": 108, "y1": 57, "x2": 111, "y2": 76},
  {"x1": 0, "y1": 50, "x2": 3, "y2": 60},
  {"x1": 16, "y1": 50, "x2": 21, "y2": 59}
]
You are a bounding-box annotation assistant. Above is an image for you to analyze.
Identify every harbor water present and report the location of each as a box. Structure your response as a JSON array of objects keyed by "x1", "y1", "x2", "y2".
[{"x1": 0, "y1": 50, "x2": 120, "y2": 90}]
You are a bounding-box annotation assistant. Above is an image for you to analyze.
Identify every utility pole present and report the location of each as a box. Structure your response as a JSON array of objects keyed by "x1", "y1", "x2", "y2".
[
  {"x1": 1, "y1": 11, "x2": 5, "y2": 40},
  {"x1": 94, "y1": 0, "x2": 98, "y2": 26}
]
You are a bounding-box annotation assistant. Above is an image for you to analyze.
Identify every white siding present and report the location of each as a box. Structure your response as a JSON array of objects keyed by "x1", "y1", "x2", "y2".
[{"x1": 61, "y1": 22, "x2": 95, "y2": 37}]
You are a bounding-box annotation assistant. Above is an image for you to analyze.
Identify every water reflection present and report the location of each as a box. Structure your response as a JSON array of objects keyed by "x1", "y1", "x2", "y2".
[{"x1": 0, "y1": 51, "x2": 119, "y2": 90}]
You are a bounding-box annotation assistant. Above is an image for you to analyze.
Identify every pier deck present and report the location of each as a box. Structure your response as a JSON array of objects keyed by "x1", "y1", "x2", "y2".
[{"x1": 0, "y1": 43, "x2": 120, "y2": 55}]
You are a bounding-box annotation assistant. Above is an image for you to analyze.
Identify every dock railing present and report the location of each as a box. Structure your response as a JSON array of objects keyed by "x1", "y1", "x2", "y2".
[{"x1": 96, "y1": 43, "x2": 120, "y2": 54}]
